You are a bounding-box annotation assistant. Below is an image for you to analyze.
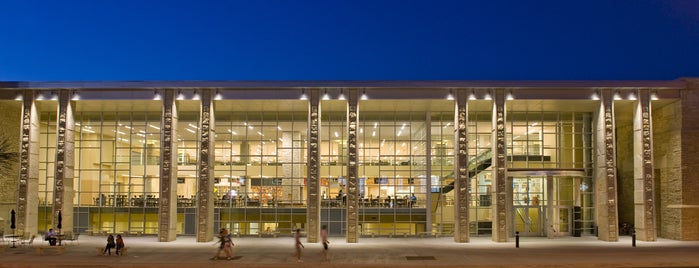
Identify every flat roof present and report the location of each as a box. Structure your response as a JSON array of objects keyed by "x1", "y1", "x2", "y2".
[{"x1": 0, "y1": 79, "x2": 691, "y2": 89}]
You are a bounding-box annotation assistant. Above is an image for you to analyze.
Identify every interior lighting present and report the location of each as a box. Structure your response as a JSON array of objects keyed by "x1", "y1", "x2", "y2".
[
  {"x1": 71, "y1": 92, "x2": 80, "y2": 100},
  {"x1": 338, "y1": 90, "x2": 346, "y2": 100},
  {"x1": 153, "y1": 91, "x2": 162, "y2": 100},
  {"x1": 591, "y1": 92, "x2": 599, "y2": 100},
  {"x1": 50, "y1": 92, "x2": 58, "y2": 101},
  {"x1": 214, "y1": 91, "x2": 223, "y2": 100},
  {"x1": 192, "y1": 91, "x2": 201, "y2": 100},
  {"x1": 300, "y1": 89, "x2": 308, "y2": 100},
  {"x1": 484, "y1": 93, "x2": 492, "y2": 100},
  {"x1": 177, "y1": 91, "x2": 185, "y2": 100},
  {"x1": 322, "y1": 89, "x2": 330, "y2": 100},
  {"x1": 14, "y1": 94, "x2": 22, "y2": 101},
  {"x1": 360, "y1": 90, "x2": 368, "y2": 100},
  {"x1": 628, "y1": 93, "x2": 637, "y2": 100},
  {"x1": 506, "y1": 91, "x2": 514, "y2": 100}
]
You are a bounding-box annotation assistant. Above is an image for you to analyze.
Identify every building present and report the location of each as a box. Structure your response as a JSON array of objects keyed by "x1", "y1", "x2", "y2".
[{"x1": 0, "y1": 80, "x2": 698, "y2": 243}]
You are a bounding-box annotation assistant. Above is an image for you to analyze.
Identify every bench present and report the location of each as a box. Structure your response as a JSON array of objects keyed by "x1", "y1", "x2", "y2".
[
  {"x1": 35, "y1": 245, "x2": 65, "y2": 255},
  {"x1": 122, "y1": 230, "x2": 143, "y2": 237},
  {"x1": 387, "y1": 233, "x2": 409, "y2": 238},
  {"x1": 418, "y1": 232, "x2": 439, "y2": 238},
  {"x1": 95, "y1": 246, "x2": 128, "y2": 256},
  {"x1": 361, "y1": 232, "x2": 376, "y2": 238},
  {"x1": 257, "y1": 232, "x2": 280, "y2": 238}
]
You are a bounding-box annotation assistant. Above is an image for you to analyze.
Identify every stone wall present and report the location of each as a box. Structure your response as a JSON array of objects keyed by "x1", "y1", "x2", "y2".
[
  {"x1": 680, "y1": 79, "x2": 699, "y2": 240},
  {"x1": 615, "y1": 118, "x2": 635, "y2": 226},
  {"x1": 653, "y1": 99, "x2": 682, "y2": 239},
  {"x1": 0, "y1": 101, "x2": 21, "y2": 233}
]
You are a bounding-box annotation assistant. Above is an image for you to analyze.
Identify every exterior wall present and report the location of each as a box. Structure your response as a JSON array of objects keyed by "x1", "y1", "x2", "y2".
[
  {"x1": 616, "y1": 116, "x2": 635, "y2": 226},
  {"x1": 0, "y1": 101, "x2": 20, "y2": 233},
  {"x1": 653, "y1": 99, "x2": 682, "y2": 239},
  {"x1": 679, "y1": 79, "x2": 699, "y2": 240}
]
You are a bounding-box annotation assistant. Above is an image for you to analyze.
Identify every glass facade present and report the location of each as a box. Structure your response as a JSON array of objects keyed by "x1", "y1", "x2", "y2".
[{"x1": 11, "y1": 83, "x2": 686, "y2": 243}]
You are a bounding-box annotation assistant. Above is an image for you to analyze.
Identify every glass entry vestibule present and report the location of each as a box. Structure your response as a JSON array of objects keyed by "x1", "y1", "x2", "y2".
[{"x1": 508, "y1": 170, "x2": 586, "y2": 237}]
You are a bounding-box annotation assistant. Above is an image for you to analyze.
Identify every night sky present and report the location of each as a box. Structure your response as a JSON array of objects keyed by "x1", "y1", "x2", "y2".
[{"x1": 1, "y1": 0, "x2": 698, "y2": 81}]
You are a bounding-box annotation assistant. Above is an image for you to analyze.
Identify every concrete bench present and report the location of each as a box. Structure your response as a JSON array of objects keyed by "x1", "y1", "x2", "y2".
[
  {"x1": 361, "y1": 232, "x2": 376, "y2": 238},
  {"x1": 257, "y1": 232, "x2": 280, "y2": 238},
  {"x1": 96, "y1": 246, "x2": 128, "y2": 256},
  {"x1": 122, "y1": 230, "x2": 143, "y2": 237},
  {"x1": 418, "y1": 232, "x2": 439, "y2": 238},
  {"x1": 35, "y1": 245, "x2": 65, "y2": 255}
]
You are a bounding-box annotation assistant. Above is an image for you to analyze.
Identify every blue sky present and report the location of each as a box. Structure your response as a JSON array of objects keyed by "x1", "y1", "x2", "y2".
[{"x1": 1, "y1": 0, "x2": 698, "y2": 81}]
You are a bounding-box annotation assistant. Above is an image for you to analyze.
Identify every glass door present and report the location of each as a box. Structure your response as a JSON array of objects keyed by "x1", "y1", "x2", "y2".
[{"x1": 512, "y1": 176, "x2": 545, "y2": 236}]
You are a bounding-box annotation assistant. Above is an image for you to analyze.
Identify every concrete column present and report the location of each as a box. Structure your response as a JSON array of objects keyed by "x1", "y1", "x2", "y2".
[
  {"x1": 491, "y1": 89, "x2": 508, "y2": 242},
  {"x1": 633, "y1": 89, "x2": 657, "y2": 241},
  {"x1": 346, "y1": 89, "x2": 359, "y2": 243},
  {"x1": 53, "y1": 90, "x2": 75, "y2": 234},
  {"x1": 197, "y1": 89, "x2": 215, "y2": 242},
  {"x1": 595, "y1": 89, "x2": 619, "y2": 242},
  {"x1": 159, "y1": 89, "x2": 178, "y2": 242},
  {"x1": 17, "y1": 90, "x2": 39, "y2": 236},
  {"x1": 306, "y1": 89, "x2": 321, "y2": 243},
  {"x1": 454, "y1": 88, "x2": 470, "y2": 242}
]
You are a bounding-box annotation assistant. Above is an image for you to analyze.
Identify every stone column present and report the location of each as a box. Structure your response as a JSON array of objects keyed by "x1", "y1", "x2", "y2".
[
  {"x1": 306, "y1": 89, "x2": 321, "y2": 243},
  {"x1": 491, "y1": 89, "x2": 508, "y2": 242},
  {"x1": 159, "y1": 89, "x2": 178, "y2": 242},
  {"x1": 595, "y1": 89, "x2": 619, "y2": 242},
  {"x1": 197, "y1": 89, "x2": 215, "y2": 242},
  {"x1": 17, "y1": 90, "x2": 39, "y2": 236},
  {"x1": 633, "y1": 89, "x2": 657, "y2": 241},
  {"x1": 346, "y1": 89, "x2": 359, "y2": 243},
  {"x1": 454, "y1": 88, "x2": 470, "y2": 242},
  {"x1": 53, "y1": 90, "x2": 75, "y2": 234}
]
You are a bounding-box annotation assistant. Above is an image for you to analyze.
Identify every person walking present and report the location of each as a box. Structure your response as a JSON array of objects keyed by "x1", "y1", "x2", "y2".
[
  {"x1": 294, "y1": 229, "x2": 304, "y2": 262},
  {"x1": 211, "y1": 228, "x2": 233, "y2": 260},
  {"x1": 321, "y1": 225, "x2": 329, "y2": 261},
  {"x1": 103, "y1": 234, "x2": 116, "y2": 255}
]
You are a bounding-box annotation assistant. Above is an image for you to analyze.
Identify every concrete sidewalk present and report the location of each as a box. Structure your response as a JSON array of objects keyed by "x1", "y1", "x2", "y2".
[{"x1": 1, "y1": 235, "x2": 699, "y2": 268}]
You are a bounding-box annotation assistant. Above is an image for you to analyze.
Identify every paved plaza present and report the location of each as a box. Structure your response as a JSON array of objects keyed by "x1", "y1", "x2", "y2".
[{"x1": 1, "y1": 234, "x2": 699, "y2": 268}]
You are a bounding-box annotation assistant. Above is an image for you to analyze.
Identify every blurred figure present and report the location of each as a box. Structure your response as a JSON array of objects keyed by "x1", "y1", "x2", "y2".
[{"x1": 294, "y1": 229, "x2": 304, "y2": 262}]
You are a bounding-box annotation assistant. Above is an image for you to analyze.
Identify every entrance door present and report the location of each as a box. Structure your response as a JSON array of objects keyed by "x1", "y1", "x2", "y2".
[
  {"x1": 552, "y1": 206, "x2": 572, "y2": 236},
  {"x1": 512, "y1": 176, "x2": 544, "y2": 236}
]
